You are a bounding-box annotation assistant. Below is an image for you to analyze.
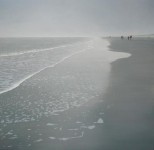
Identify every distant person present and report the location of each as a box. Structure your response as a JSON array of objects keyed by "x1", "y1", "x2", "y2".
[
  {"x1": 128, "y1": 36, "x2": 130, "y2": 40},
  {"x1": 130, "y1": 35, "x2": 132, "y2": 40},
  {"x1": 121, "y1": 36, "x2": 124, "y2": 39}
]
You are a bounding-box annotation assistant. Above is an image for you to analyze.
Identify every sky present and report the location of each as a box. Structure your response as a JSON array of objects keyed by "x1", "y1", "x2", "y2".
[{"x1": 0, "y1": 0, "x2": 154, "y2": 37}]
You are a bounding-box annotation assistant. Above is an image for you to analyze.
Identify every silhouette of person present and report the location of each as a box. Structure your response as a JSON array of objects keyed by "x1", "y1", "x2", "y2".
[{"x1": 121, "y1": 36, "x2": 124, "y2": 39}]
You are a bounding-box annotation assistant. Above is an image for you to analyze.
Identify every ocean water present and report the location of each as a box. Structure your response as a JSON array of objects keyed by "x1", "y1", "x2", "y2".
[
  {"x1": 0, "y1": 37, "x2": 131, "y2": 149},
  {"x1": 0, "y1": 37, "x2": 92, "y2": 94}
]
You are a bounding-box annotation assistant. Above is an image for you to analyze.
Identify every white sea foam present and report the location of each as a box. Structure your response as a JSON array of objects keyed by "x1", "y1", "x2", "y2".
[
  {"x1": 94, "y1": 118, "x2": 104, "y2": 124},
  {"x1": 68, "y1": 128, "x2": 79, "y2": 131},
  {"x1": 0, "y1": 41, "x2": 93, "y2": 95},
  {"x1": 46, "y1": 123, "x2": 57, "y2": 126},
  {"x1": 34, "y1": 138, "x2": 43, "y2": 143},
  {"x1": 0, "y1": 41, "x2": 92, "y2": 57},
  {"x1": 81, "y1": 125, "x2": 96, "y2": 130},
  {"x1": 49, "y1": 137, "x2": 56, "y2": 140},
  {"x1": 48, "y1": 131, "x2": 84, "y2": 141},
  {"x1": 58, "y1": 131, "x2": 84, "y2": 141}
]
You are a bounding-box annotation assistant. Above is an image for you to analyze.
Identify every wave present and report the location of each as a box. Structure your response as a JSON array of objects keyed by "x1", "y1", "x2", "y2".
[
  {"x1": 0, "y1": 40, "x2": 92, "y2": 57},
  {"x1": 0, "y1": 45, "x2": 93, "y2": 95}
]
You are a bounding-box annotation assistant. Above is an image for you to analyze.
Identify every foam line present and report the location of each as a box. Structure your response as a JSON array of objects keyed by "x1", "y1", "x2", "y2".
[
  {"x1": 58, "y1": 131, "x2": 84, "y2": 141},
  {"x1": 0, "y1": 40, "x2": 93, "y2": 57},
  {"x1": 0, "y1": 46, "x2": 94, "y2": 95}
]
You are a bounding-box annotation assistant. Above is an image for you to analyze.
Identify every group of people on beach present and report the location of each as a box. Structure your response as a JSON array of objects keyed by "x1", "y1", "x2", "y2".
[{"x1": 121, "y1": 35, "x2": 132, "y2": 40}]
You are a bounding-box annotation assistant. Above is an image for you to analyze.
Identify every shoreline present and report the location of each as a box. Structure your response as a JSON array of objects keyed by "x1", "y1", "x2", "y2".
[{"x1": 0, "y1": 38, "x2": 128, "y2": 96}]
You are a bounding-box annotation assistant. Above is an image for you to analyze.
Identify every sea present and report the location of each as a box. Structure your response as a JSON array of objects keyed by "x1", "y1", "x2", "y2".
[
  {"x1": 0, "y1": 37, "x2": 92, "y2": 94},
  {"x1": 0, "y1": 37, "x2": 130, "y2": 149}
]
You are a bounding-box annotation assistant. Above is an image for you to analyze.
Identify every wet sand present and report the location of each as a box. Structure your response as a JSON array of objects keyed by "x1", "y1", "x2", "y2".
[
  {"x1": 0, "y1": 38, "x2": 154, "y2": 150},
  {"x1": 102, "y1": 37, "x2": 154, "y2": 150}
]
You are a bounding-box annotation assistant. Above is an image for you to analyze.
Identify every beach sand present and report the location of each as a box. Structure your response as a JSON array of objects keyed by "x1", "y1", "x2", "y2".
[
  {"x1": 0, "y1": 38, "x2": 154, "y2": 150},
  {"x1": 102, "y1": 37, "x2": 154, "y2": 150}
]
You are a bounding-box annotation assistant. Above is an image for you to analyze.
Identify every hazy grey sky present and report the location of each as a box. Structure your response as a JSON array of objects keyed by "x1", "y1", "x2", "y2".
[{"x1": 0, "y1": 0, "x2": 154, "y2": 37}]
